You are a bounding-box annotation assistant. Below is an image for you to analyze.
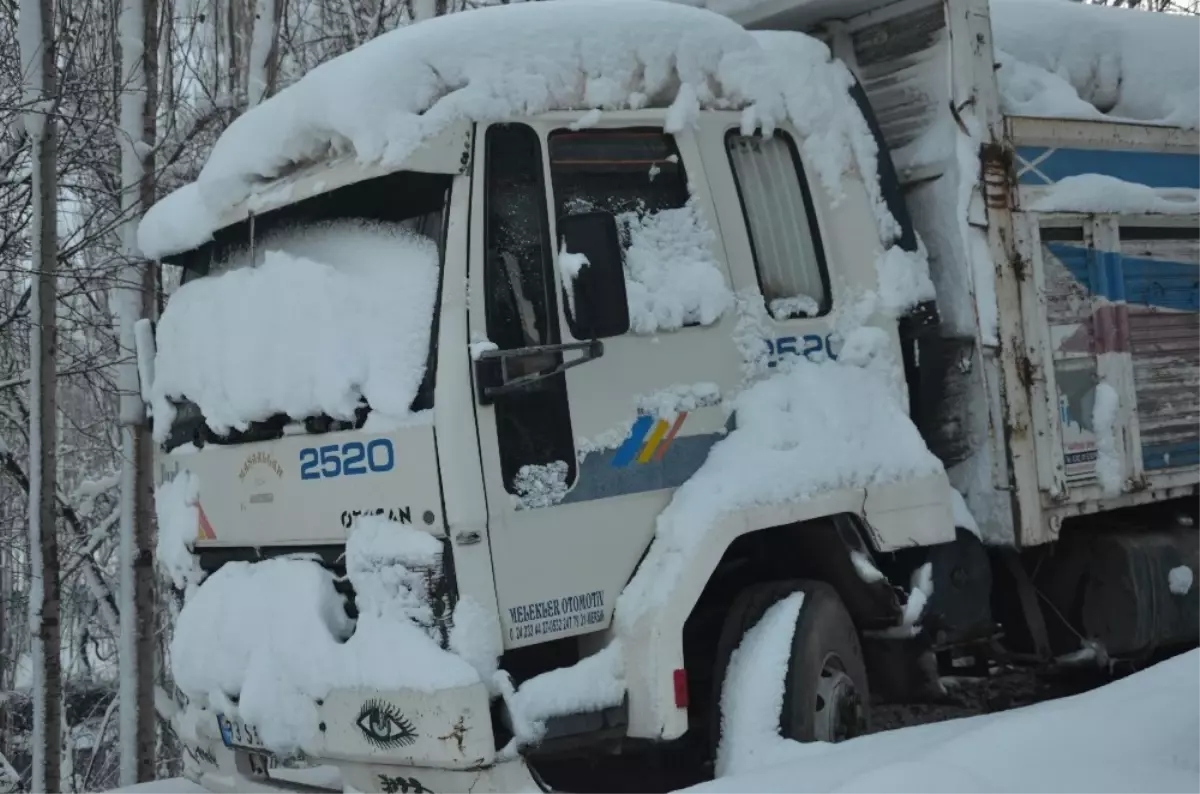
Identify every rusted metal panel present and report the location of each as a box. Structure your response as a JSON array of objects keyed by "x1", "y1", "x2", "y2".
[
  {"x1": 1122, "y1": 231, "x2": 1200, "y2": 472},
  {"x1": 1036, "y1": 227, "x2": 1105, "y2": 484},
  {"x1": 850, "y1": 2, "x2": 947, "y2": 152}
]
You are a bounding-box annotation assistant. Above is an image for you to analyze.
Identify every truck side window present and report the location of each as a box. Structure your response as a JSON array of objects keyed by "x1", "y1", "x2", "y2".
[
  {"x1": 726, "y1": 132, "x2": 830, "y2": 319},
  {"x1": 484, "y1": 123, "x2": 576, "y2": 493},
  {"x1": 550, "y1": 129, "x2": 720, "y2": 335}
]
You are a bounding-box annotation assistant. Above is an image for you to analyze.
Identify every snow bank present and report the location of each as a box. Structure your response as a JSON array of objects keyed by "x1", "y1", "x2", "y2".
[
  {"x1": 692, "y1": 648, "x2": 1200, "y2": 793},
  {"x1": 169, "y1": 517, "x2": 478, "y2": 754},
  {"x1": 991, "y1": 0, "x2": 1200, "y2": 128},
  {"x1": 150, "y1": 220, "x2": 438, "y2": 440},
  {"x1": 1028, "y1": 175, "x2": 1200, "y2": 215},
  {"x1": 616, "y1": 355, "x2": 943, "y2": 630},
  {"x1": 140, "y1": 0, "x2": 906, "y2": 260}
]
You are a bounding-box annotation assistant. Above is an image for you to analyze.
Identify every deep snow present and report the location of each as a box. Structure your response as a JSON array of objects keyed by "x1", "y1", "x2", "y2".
[{"x1": 695, "y1": 648, "x2": 1200, "y2": 794}]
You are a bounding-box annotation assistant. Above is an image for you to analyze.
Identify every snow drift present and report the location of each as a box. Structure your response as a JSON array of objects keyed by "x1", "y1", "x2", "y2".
[{"x1": 700, "y1": 646, "x2": 1200, "y2": 793}]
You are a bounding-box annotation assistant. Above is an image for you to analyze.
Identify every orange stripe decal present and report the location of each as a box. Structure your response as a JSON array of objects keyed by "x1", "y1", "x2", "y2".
[{"x1": 653, "y1": 412, "x2": 689, "y2": 461}]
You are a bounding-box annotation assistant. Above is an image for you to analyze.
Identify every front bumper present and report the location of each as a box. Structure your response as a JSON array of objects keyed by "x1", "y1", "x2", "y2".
[
  {"x1": 183, "y1": 750, "x2": 544, "y2": 794},
  {"x1": 176, "y1": 682, "x2": 544, "y2": 793}
]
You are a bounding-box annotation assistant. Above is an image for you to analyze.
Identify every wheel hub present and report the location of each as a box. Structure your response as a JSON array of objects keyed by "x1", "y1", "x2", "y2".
[{"x1": 813, "y1": 660, "x2": 865, "y2": 743}]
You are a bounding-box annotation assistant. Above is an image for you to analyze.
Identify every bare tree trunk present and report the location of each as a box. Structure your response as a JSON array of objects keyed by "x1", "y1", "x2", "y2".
[
  {"x1": 19, "y1": 0, "x2": 62, "y2": 785},
  {"x1": 135, "y1": 2, "x2": 161, "y2": 773},
  {"x1": 117, "y1": 0, "x2": 160, "y2": 778},
  {"x1": 248, "y1": 0, "x2": 279, "y2": 106},
  {"x1": 0, "y1": 543, "x2": 7, "y2": 778}
]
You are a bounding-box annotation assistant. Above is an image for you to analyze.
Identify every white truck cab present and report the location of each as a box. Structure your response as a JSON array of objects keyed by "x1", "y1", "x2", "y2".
[
  {"x1": 155, "y1": 107, "x2": 957, "y2": 791},
  {"x1": 147, "y1": 0, "x2": 1199, "y2": 791}
]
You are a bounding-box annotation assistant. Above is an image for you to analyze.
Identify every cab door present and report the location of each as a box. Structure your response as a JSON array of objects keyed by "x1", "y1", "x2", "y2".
[{"x1": 467, "y1": 116, "x2": 741, "y2": 650}]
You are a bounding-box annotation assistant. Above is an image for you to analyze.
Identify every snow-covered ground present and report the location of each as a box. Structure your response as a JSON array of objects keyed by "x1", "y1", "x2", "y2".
[
  {"x1": 708, "y1": 596, "x2": 1200, "y2": 793},
  {"x1": 112, "y1": 649, "x2": 1199, "y2": 793}
]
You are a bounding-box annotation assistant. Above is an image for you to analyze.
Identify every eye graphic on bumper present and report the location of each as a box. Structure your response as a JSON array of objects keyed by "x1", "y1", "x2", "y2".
[{"x1": 356, "y1": 699, "x2": 418, "y2": 749}]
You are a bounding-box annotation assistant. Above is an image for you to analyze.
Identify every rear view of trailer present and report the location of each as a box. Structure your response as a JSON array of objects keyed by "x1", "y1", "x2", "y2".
[{"x1": 1011, "y1": 117, "x2": 1198, "y2": 542}]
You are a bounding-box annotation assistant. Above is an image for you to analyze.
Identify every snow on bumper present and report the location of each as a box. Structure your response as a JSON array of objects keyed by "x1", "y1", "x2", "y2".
[{"x1": 177, "y1": 681, "x2": 524, "y2": 792}]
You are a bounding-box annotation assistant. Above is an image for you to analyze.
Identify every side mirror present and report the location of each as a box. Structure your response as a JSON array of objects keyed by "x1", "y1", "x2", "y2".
[
  {"x1": 474, "y1": 340, "x2": 604, "y2": 404},
  {"x1": 557, "y1": 212, "x2": 629, "y2": 339}
]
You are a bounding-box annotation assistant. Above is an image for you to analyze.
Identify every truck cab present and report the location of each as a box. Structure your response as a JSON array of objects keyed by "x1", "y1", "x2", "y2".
[{"x1": 154, "y1": 106, "x2": 958, "y2": 792}]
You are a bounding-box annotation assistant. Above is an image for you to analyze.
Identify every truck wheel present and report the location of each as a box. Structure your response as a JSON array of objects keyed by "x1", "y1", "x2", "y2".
[{"x1": 711, "y1": 580, "x2": 870, "y2": 752}]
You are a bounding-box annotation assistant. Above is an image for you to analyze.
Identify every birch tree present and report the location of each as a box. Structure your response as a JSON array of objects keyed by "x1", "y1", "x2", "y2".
[
  {"x1": 116, "y1": 0, "x2": 161, "y2": 778},
  {"x1": 17, "y1": 0, "x2": 62, "y2": 783}
]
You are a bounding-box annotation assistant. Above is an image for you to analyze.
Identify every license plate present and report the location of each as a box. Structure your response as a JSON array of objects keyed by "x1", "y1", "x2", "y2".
[{"x1": 216, "y1": 713, "x2": 269, "y2": 753}]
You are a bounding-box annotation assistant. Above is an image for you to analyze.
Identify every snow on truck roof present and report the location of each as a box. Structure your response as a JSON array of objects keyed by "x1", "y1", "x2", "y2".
[
  {"x1": 138, "y1": 0, "x2": 899, "y2": 259},
  {"x1": 991, "y1": 0, "x2": 1198, "y2": 129},
  {"x1": 715, "y1": 0, "x2": 1199, "y2": 130}
]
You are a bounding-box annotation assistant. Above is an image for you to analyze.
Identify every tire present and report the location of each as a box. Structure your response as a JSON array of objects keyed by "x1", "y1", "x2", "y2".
[{"x1": 710, "y1": 579, "x2": 870, "y2": 756}]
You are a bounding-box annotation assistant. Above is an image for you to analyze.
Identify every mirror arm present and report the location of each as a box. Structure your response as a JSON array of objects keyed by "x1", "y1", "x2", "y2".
[{"x1": 477, "y1": 340, "x2": 604, "y2": 401}]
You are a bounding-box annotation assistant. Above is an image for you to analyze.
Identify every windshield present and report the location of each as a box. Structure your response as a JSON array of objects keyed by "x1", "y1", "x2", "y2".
[{"x1": 157, "y1": 169, "x2": 452, "y2": 452}]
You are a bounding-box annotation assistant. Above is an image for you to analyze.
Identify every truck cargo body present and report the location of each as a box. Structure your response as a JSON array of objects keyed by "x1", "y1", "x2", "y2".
[{"x1": 736, "y1": 0, "x2": 1200, "y2": 547}]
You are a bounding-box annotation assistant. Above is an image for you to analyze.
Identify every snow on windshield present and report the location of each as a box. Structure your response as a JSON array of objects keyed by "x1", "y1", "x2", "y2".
[
  {"x1": 149, "y1": 219, "x2": 439, "y2": 440},
  {"x1": 139, "y1": 0, "x2": 908, "y2": 261},
  {"x1": 991, "y1": 0, "x2": 1198, "y2": 128}
]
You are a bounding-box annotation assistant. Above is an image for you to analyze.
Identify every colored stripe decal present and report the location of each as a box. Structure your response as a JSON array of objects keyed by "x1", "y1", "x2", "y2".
[
  {"x1": 654, "y1": 412, "x2": 689, "y2": 462},
  {"x1": 1017, "y1": 147, "x2": 1200, "y2": 190},
  {"x1": 612, "y1": 415, "x2": 654, "y2": 468},
  {"x1": 636, "y1": 419, "x2": 671, "y2": 464},
  {"x1": 1045, "y1": 243, "x2": 1199, "y2": 312},
  {"x1": 561, "y1": 431, "x2": 723, "y2": 505},
  {"x1": 197, "y1": 502, "x2": 216, "y2": 540}
]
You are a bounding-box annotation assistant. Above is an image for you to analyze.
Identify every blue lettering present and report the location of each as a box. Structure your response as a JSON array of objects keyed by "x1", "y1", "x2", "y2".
[
  {"x1": 767, "y1": 333, "x2": 840, "y2": 367},
  {"x1": 299, "y1": 438, "x2": 395, "y2": 481}
]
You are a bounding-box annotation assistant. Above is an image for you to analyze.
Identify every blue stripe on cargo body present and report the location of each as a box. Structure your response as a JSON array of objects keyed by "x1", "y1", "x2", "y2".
[
  {"x1": 560, "y1": 432, "x2": 723, "y2": 505},
  {"x1": 1018, "y1": 147, "x2": 1200, "y2": 190},
  {"x1": 611, "y1": 415, "x2": 655, "y2": 468},
  {"x1": 1045, "y1": 243, "x2": 1199, "y2": 312},
  {"x1": 1143, "y1": 440, "x2": 1200, "y2": 471}
]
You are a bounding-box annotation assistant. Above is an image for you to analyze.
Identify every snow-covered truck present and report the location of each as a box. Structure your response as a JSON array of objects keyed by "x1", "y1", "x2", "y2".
[{"x1": 140, "y1": 0, "x2": 1198, "y2": 790}]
